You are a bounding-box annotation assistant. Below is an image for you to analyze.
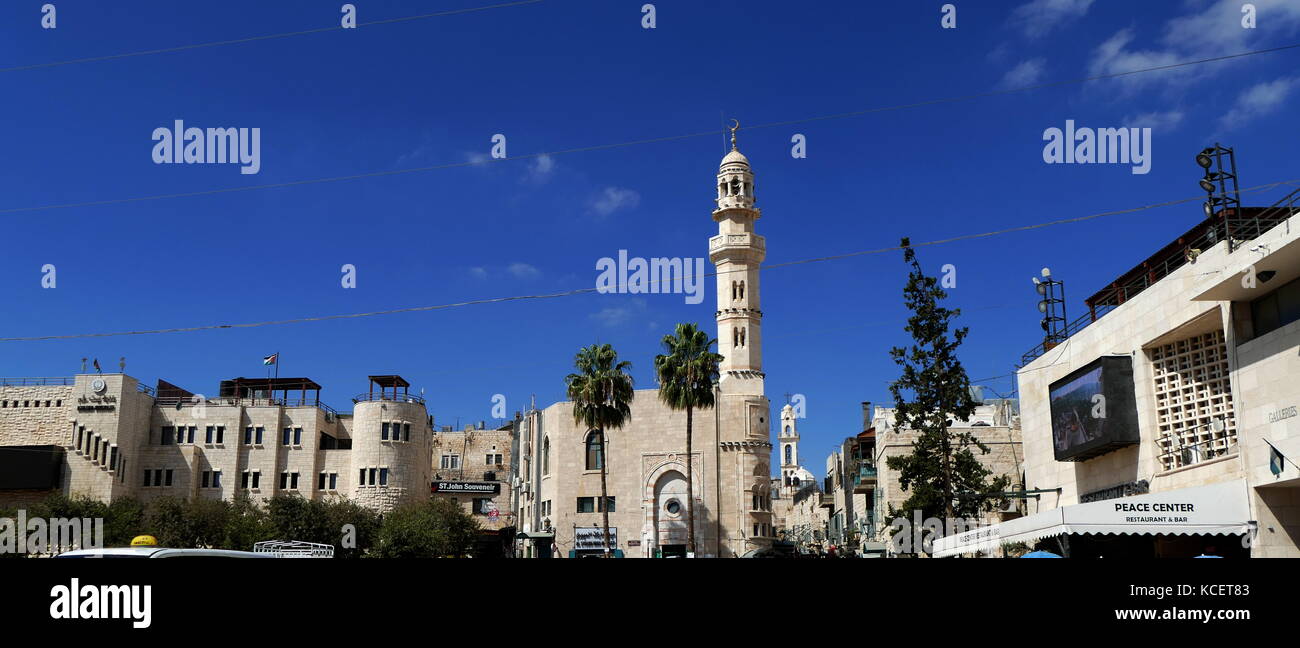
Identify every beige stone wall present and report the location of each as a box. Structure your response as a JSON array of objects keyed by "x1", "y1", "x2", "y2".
[
  {"x1": 2, "y1": 373, "x2": 433, "y2": 516},
  {"x1": 1017, "y1": 215, "x2": 1300, "y2": 557},
  {"x1": 431, "y1": 424, "x2": 517, "y2": 530},
  {"x1": 525, "y1": 389, "x2": 771, "y2": 557}
]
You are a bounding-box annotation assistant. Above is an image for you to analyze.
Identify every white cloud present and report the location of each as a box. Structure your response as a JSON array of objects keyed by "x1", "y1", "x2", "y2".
[
  {"x1": 589, "y1": 298, "x2": 647, "y2": 328},
  {"x1": 1125, "y1": 109, "x2": 1185, "y2": 130},
  {"x1": 465, "y1": 151, "x2": 492, "y2": 167},
  {"x1": 1009, "y1": 0, "x2": 1095, "y2": 39},
  {"x1": 1219, "y1": 77, "x2": 1298, "y2": 130},
  {"x1": 507, "y1": 262, "x2": 541, "y2": 279},
  {"x1": 469, "y1": 263, "x2": 542, "y2": 280},
  {"x1": 1000, "y1": 58, "x2": 1047, "y2": 88},
  {"x1": 1086, "y1": 1, "x2": 1300, "y2": 92},
  {"x1": 588, "y1": 187, "x2": 640, "y2": 217},
  {"x1": 522, "y1": 154, "x2": 555, "y2": 185}
]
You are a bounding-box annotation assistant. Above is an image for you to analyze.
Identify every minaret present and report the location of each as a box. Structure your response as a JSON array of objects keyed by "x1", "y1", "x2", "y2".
[
  {"x1": 710, "y1": 122, "x2": 765, "y2": 396},
  {"x1": 779, "y1": 404, "x2": 799, "y2": 490}
]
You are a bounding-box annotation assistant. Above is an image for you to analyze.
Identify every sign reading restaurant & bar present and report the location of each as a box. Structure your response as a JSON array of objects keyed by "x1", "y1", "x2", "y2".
[{"x1": 430, "y1": 481, "x2": 500, "y2": 494}]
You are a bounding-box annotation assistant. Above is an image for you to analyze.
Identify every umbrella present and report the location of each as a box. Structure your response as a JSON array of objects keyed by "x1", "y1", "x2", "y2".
[{"x1": 1020, "y1": 550, "x2": 1063, "y2": 558}]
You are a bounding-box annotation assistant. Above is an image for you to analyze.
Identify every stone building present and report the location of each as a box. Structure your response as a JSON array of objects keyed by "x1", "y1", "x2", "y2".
[
  {"x1": 430, "y1": 418, "x2": 520, "y2": 556},
  {"x1": 0, "y1": 372, "x2": 432, "y2": 515},
  {"x1": 771, "y1": 403, "x2": 816, "y2": 541},
  {"x1": 937, "y1": 199, "x2": 1300, "y2": 558},
  {"x1": 513, "y1": 134, "x2": 775, "y2": 558},
  {"x1": 868, "y1": 398, "x2": 1024, "y2": 553}
]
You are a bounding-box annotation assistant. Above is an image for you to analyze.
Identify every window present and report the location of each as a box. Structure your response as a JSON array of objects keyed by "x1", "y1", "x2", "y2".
[
  {"x1": 186, "y1": 426, "x2": 196, "y2": 444},
  {"x1": 329, "y1": 473, "x2": 337, "y2": 490},
  {"x1": 542, "y1": 437, "x2": 550, "y2": 475},
  {"x1": 293, "y1": 427, "x2": 302, "y2": 445},
  {"x1": 379, "y1": 468, "x2": 389, "y2": 487},
  {"x1": 600, "y1": 496, "x2": 615, "y2": 512},
  {"x1": 486, "y1": 453, "x2": 503, "y2": 465},
  {"x1": 205, "y1": 426, "x2": 214, "y2": 444},
  {"x1": 215, "y1": 426, "x2": 224, "y2": 444},
  {"x1": 280, "y1": 472, "x2": 289, "y2": 489},
  {"x1": 368, "y1": 468, "x2": 377, "y2": 486},
  {"x1": 319, "y1": 472, "x2": 328, "y2": 490},
  {"x1": 243, "y1": 470, "x2": 261, "y2": 489},
  {"x1": 403, "y1": 423, "x2": 411, "y2": 442},
  {"x1": 164, "y1": 469, "x2": 173, "y2": 487},
  {"x1": 381, "y1": 422, "x2": 390, "y2": 441},
  {"x1": 291, "y1": 472, "x2": 299, "y2": 489},
  {"x1": 75, "y1": 426, "x2": 84, "y2": 451},
  {"x1": 784, "y1": 444, "x2": 792, "y2": 465},
  {"x1": 252, "y1": 471, "x2": 260, "y2": 489},
  {"x1": 359, "y1": 468, "x2": 366, "y2": 486},
  {"x1": 577, "y1": 497, "x2": 595, "y2": 513},
  {"x1": 585, "y1": 430, "x2": 603, "y2": 470},
  {"x1": 440, "y1": 455, "x2": 460, "y2": 470},
  {"x1": 109, "y1": 446, "x2": 118, "y2": 471},
  {"x1": 212, "y1": 471, "x2": 222, "y2": 488},
  {"x1": 1249, "y1": 275, "x2": 1300, "y2": 340},
  {"x1": 255, "y1": 427, "x2": 264, "y2": 445},
  {"x1": 244, "y1": 427, "x2": 253, "y2": 444},
  {"x1": 282, "y1": 428, "x2": 292, "y2": 446},
  {"x1": 161, "y1": 426, "x2": 174, "y2": 445},
  {"x1": 202, "y1": 471, "x2": 210, "y2": 488}
]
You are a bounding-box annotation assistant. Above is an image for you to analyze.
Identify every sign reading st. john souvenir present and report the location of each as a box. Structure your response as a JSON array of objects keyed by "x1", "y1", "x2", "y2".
[
  {"x1": 574, "y1": 527, "x2": 618, "y2": 551},
  {"x1": 1048, "y1": 355, "x2": 1140, "y2": 462},
  {"x1": 430, "y1": 481, "x2": 500, "y2": 494}
]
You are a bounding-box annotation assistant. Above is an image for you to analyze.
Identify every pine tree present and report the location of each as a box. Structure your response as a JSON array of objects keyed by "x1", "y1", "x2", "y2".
[{"x1": 884, "y1": 238, "x2": 1009, "y2": 548}]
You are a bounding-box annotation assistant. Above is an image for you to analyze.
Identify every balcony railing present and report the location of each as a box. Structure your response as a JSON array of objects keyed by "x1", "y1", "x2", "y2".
[
  {"x1": 0, "y1": 377, "x2": 75, "y2": 387},
  {"x1": 353, "y1": 393, "x2": 425, "y2": 405},
  {"x1": 852, "y1": 464, "x2": 877, "y2": 493},
  {"x1": 153, "y1": 395, "x2": 338, "y2": 417}
]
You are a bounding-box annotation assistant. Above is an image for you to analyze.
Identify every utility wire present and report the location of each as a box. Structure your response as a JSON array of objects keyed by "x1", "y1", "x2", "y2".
[
  {"x1": 0, "y1": 0, "x2": 547, "y2": 73},
  {"x1": 3, "y1": 42, "x2": 1298, "y2": 216},
  {"x1": 4, "y1": 177, "x2": 1296, "y2": 343}
]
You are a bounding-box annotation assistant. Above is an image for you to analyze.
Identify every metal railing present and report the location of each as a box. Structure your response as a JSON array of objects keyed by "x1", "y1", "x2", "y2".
[
  {"x1": 1020, "y1": 191, "x2": 1300, "y2": 366},
  {"x1": 0, "y1": 377, "x2": 75, "y2": 387},
  {"x1": 352, "y1": 392, "x2": 425, "y2": 405},
  {"x1": 1159, "y1": 435, "x2": 1238, "y2": 471},
  {"x1": 153, "y1": 395, "x2": 338, "y2": 416}
]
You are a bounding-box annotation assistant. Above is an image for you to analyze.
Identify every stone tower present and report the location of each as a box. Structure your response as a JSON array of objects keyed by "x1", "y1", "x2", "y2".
[
  {"x1": 710, "y1": 124, "x2": 765, "y2": 396},
  {"x1": 779, "y1": 403, "x2": 799, "y2": 489},
  {"x1": 710, "y1": 124, "x2": 773, "y2": 556}
]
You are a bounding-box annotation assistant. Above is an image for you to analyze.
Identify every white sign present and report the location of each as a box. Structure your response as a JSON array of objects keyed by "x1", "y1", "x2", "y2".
[{"x1": 574, "y1": 527, "x2": 618, "y2": 551}]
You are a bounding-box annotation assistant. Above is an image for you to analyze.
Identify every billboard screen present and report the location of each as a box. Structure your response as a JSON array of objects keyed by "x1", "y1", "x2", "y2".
[{"x1": 1048, "y1": 355, "x2": 1139, "y2": 462}]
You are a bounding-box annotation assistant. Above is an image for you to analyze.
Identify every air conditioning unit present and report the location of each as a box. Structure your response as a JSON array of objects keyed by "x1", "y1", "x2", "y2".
[{"x1": 521, "y1": 482, "x2": 531, "y2": 493}]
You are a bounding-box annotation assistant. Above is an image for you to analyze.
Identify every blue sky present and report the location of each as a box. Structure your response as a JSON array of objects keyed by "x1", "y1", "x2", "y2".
[{"x1": 2, "y1": 0, "x2": 1298, "y2": 481}]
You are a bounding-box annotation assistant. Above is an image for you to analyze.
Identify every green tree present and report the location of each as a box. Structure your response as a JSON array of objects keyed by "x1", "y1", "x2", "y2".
[
  {"x1": 565, "y1": 343, "x2": 635, "y2": 557},
  {"x1": 222, "y1": 493, "x2": 272, "y2": 551},
  {"x1": 884, "y1": 238, "x2": 1009, "y2": 552},
  {"x1": 654, "y1": 322, "x2": 723, "y2": 557},
  {"x1": 376, "y1": 499, "x2": 479, "y2": 558}
]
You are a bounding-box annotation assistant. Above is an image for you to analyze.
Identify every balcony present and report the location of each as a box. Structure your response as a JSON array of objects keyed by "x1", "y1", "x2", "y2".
[
  {"x1": 352, "y1": 392, "x2": 424, "y2": 405},
  {"x1": 818, "y1": 493, "x2": 832, "y2": 509},
  {"x1": 852, "y1": 464, "x2": 877, "y2": 494}
]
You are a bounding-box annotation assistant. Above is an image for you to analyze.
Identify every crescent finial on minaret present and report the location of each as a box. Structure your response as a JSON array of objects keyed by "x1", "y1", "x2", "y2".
[{"x1": 730, "y1": 119, "x2": 740, "y2": 150}]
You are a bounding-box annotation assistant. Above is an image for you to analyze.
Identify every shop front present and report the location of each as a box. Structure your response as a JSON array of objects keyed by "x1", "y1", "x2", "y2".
[{"x1": 934, "y1": 479, "x2": 1254, "y2": 558}]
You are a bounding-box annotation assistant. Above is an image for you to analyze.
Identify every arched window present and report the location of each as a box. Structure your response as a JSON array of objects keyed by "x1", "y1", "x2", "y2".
[
  {"x1": 784, "y1": 444, "x2": 792, "y2": 465},
  {"x1": 737, "y1": 280, "x2": 745, "y2": 300},
  {"x1": 542, "y1": 436, "x2": 550, "y2": 475},
  {"x1": 792, "y1": 476, "x2": 801, "y2": 487},
  {"x1": 585, "y1": 430, "x2": 603, "y2": 470}
]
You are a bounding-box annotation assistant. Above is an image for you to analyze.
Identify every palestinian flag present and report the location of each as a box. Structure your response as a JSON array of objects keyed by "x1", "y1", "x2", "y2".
[{"x1": 263, "y1": 354, "x2": 278, "y2": 366}]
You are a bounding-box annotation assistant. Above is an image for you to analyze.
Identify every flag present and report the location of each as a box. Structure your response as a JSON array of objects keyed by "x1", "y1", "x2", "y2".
[
  {"x1": 1266, "y1": 440, "x2": 1286, "y2": 477},
  {"x1": 92, "y1": 358, "x2": 101, "y2": 373},
  {"x1": 263, "y1": 354, "x2": 278, "y2": 366}
]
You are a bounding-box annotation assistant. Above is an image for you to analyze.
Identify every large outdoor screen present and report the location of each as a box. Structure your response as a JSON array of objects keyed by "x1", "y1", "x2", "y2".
[{"x1": 1048, "y1": 355, "x2": 1140, "y2": 462}]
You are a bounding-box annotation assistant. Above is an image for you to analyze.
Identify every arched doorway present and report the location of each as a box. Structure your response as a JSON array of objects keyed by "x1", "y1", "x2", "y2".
[{"x1": 654, "y1": 470, "x2": 689, "y2": 558}]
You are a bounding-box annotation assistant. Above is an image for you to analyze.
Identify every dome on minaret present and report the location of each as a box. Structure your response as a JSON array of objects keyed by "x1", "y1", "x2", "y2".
[{"x1": 720, "y1": 147, "x2": 750, "y2": 170}]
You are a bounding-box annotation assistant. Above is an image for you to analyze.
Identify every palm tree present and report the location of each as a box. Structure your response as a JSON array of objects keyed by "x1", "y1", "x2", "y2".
[
  {"x1": 653, "y1": 323, "x2": 723, "y2": 557},
  {"x1": 565, "y1": 343, "x2": 635, "y2": 557}
]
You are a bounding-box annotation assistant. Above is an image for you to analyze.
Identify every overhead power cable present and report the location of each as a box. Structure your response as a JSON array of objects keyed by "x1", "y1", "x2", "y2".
[
  {"x1": 2, "y1": 42, "x2": 1298, "y2": 216},
  {"x1": 3, "y1": 177, "x2": 1296, "y2": 343},
  {"x1": 0, "y1": 0, "x2": 546, "y2": 73}
]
